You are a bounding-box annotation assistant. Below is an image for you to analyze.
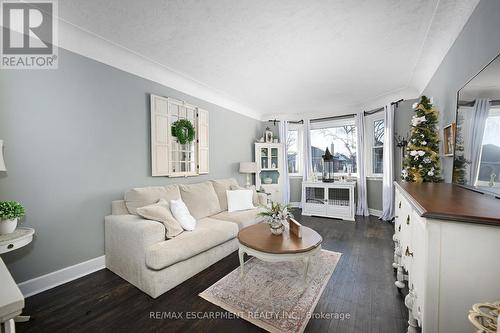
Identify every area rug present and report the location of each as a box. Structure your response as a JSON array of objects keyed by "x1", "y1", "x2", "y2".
[{"x1": 199, "y1": 249, "x2": 341, "y2": 333}]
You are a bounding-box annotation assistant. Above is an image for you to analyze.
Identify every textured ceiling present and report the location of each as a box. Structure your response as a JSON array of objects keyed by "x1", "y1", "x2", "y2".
[{"x1": 58, "y1": 0, "x2": 479, "y2": 119}]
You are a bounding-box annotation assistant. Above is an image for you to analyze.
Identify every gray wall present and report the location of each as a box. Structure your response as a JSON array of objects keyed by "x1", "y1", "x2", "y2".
[
  {"x1": 422, "y1": 0, "x2": 500, "y2": 182},
  {"x1": 0, "y1": 48, "x2": 262, "y2": 282}
]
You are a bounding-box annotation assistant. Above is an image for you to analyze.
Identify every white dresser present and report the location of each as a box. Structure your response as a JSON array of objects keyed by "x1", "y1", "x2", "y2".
[{"x1": 393, "y1": 181, "x2": 500, "y2": 333}]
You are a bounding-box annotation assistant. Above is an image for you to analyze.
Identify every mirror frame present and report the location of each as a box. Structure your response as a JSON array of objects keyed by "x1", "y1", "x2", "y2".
[{"x1": 453, "y1": 53, "x2": 500, "y2": 198}]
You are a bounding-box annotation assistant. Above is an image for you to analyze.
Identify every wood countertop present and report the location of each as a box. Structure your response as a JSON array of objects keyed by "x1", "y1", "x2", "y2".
[{"x1": 395, "y1": 181, "x2": 500, "y2": 226}]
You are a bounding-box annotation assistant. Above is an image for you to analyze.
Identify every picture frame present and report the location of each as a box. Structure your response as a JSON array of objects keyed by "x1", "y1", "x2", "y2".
[{"x1": 443, "y1": 123, "x2": 456, "y2": 156}]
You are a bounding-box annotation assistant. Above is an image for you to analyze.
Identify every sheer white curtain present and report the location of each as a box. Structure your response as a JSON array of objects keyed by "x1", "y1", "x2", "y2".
[
  {"x1": 469, "y1": 99, "x2": 491, "y2": 185},
  {"x1": 279, "y1": 120, "x2": 290, "y2": 204},
  {"x1": 302, "y1": 119, "x2": 313, "y2": 181},
  {"x1": 355, "y1": 112, "x2": 369, "y2": 216},
  {"x1": 381, "y1": 103, "x2": 395, "y2": 221}
]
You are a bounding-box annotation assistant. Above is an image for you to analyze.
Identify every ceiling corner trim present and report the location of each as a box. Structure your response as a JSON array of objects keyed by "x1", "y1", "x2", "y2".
[{"x1": 55, "y1": 20, "x2": 263, "y2": 120}]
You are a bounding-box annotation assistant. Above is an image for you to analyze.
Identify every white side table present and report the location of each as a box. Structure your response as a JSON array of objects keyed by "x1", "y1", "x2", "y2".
[
  {"x1": 0, "y1": 227, "x2": 35, "y2": 329},
  {"x1": 0, "y1": 228, "x2": 35, "y2": 255}
]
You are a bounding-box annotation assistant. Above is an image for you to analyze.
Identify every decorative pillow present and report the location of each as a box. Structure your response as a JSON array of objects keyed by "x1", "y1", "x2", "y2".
[
  {"x1": 230, "y1": 185, "x2": 259, "y2": 205},
  {"x1": 226, "y1": 189, "x2": 255, "y2": 213},
  {"x1": 179, "y1": 181, "x2": 222, "y2": 219},
  {"x1": 136, "y1": 199, "x2": 183, "y2": 238},
  {"x1": 170, "y1": 199, "x2": 196, "y2": 231},
  {"x1": 211, "y1": 178, "x2": 239, "y2": 211},
  {"x1": 124, "y1": 185, "x2": 180, "y2": 215}
]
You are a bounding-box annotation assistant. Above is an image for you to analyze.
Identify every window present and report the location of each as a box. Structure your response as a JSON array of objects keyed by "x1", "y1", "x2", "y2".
[
  {"x1": 365, "y1": 113, "x2": 384, "y2": 177},
  {"x1": 287, "y1": 123, "x2": 302, "y2": 175},
  {"x1": 477, "y1": 108, "x2": 500, "y2": 186},
  {"x1": 372, "y1": 119, "x2": 384, "y2": 174},
  {"x1": 310, "y1": 120, "x2": 357, "y2": 176}
]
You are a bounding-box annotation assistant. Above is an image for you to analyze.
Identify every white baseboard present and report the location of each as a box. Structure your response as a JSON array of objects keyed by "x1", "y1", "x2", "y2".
[
  {"x1": 18, "y1": 255, "x2": 106, "y2": 298},
  {"x1": 289, "y1": 202, "x2": 300, "y2": 208},
  {"x1": 369, "y1": 208, "x2": 383, "y2": 217}
]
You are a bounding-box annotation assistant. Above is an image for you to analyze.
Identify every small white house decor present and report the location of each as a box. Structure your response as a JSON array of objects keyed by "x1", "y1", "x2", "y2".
[
  {"x1": 0, "y1": 201, "x2": 25, "y2": 235},
  {"x1": 150, "y1": 94, "x2": 209, "y2": 177}
]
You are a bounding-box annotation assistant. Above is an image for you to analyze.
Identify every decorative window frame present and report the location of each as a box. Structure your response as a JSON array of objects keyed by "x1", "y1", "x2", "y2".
[{"x1": 150, "y1": 94, "x2": 209, "y2": 177}]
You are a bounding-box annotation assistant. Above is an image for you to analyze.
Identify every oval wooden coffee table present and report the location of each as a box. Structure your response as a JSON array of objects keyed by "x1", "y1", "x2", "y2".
[{"x1": 237, "y1": 223, "x2": 322, "y2": 283}]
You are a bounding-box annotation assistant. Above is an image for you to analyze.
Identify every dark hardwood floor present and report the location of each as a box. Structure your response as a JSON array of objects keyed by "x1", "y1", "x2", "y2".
[{"x1": 17, "y1": 213, "x2": 408, "y2": 333}]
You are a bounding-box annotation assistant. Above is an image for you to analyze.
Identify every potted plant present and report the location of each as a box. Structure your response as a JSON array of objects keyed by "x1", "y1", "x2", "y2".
[
  {"x1": 0, "y1": 201, "x2": 25, "y2": 234},
  {"x1": 258, "y1": 201, "x2": 293, "y2": 235}
]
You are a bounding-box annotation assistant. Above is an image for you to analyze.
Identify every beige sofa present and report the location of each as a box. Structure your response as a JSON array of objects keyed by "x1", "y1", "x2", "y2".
[{"x1": 104, "y1": 178, "x2": 266, "y2": 298}]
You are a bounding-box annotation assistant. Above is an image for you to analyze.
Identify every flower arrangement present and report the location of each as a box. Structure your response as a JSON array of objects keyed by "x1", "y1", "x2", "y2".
[{"x1": 258, "y1": 201, "x2": 294, "y2": 235}]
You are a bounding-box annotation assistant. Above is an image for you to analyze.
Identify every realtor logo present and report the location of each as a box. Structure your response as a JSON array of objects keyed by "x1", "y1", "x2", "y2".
[{"x1": 1, "y1": 0, "x2": 58, "y2": 69}]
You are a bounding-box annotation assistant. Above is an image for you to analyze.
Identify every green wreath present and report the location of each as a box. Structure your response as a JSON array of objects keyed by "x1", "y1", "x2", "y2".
[{"x1": 171, "y1": 119, "x2": 195, "y2": 144}]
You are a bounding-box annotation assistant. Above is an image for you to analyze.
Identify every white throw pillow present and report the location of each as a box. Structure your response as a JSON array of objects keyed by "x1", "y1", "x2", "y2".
[
  {"x1": 226, "y1": 189, "x2": 255, "y2": 212},
  {"x1": 170, "y1": 199, "x2": 196, "y2": 231}
]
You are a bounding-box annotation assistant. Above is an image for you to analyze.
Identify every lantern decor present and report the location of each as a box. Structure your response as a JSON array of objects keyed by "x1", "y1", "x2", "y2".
[{"x1": 322, "y1": 147, "x2": 335, "y2": 183}]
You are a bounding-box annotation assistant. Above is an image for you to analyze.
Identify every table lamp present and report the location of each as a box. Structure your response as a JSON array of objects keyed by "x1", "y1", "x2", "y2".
[
  {"x1": 239, "y1": 162, "x2": 256, "y2": 187},
  {"x1": 0, "y1": 140, "x2": 6, "y2": 171}
]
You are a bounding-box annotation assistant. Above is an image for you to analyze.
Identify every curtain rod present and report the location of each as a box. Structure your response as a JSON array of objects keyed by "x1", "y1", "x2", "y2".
[
  {"x1": 266, "y1": 99, "x2": 405, "y2": 124},
  {"x1": 458, "y1": 99, "x2": 500, "y2": 106}
]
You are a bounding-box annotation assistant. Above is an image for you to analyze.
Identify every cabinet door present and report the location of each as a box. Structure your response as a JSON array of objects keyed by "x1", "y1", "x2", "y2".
[
  {"x1": 197, "y1": 108, "x2": 209, "y2": 174},
  {"x1": 270, "y1": 147, "x2": 279, "y2": 169},
  {"x1": 260, "y1": 147, "x2": 269, "y2": 169},
  {"x1": 303, "y1": 186, "x2": 327, "y2": 215},
  {"x1": 151, "y1": 94, "x2": 170, "y2": 176},
  {"x1": 409, "y1": 211, "x2": 426, "y2": 326}
]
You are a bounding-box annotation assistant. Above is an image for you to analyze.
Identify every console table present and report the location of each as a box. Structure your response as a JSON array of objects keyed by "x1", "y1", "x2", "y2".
[
  {"x1": 0, "y1": 227, "x2": 35, "y2": 332},
  {"x1": 301, "y1": 181, "x2": 356, "y2": 221}
]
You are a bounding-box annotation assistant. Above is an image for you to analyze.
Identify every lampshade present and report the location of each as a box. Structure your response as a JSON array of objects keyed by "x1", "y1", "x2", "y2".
[
  {"x1": 0, "y1": 140, "x2": 6, "y2": 171},
  {"x1": 239, "y1": 162, "x2": 257, "y2": 174}
]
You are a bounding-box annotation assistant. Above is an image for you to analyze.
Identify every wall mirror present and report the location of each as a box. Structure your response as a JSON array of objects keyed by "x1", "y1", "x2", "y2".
[{"x1": 453, "y1": 54, "x2": 500, "y2": 197}]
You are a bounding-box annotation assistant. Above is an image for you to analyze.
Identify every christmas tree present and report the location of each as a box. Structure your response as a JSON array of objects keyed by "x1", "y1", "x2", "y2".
[{"x1": 401, "y1": 96, "x2": 443, "y2": 183}]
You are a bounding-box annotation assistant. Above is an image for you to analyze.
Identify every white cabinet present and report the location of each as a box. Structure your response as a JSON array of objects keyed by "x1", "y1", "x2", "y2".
[
  {"x1": 393, "y1": 182, "x2": 500, "y2": 333},
  {"x1": 255, "y1": 143, "x2": 284, "y2": 203},
  {"x1": 150, "y1": 94, "x2": 209, "y2": 177},
  {"x1": 301, "y1": 181, "x2": 356, "y2": 221}
]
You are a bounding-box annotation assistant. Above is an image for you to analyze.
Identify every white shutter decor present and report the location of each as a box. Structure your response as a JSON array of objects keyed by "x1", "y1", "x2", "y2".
[
  {"x1": 151, "y1": 94, "x2": 170, "y2": 176},
  {"x1": 197, "y1": 108, "x2": 209, "y2": 174},
  {"x1": 150, "y1": 94, "x2": 209, "y2": 177}
]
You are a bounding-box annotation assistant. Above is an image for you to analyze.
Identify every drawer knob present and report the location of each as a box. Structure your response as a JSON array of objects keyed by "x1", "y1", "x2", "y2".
[
  {"x1": 398, "y1": 225, "x2": 401, "y2": 232},
  {"x1": 405, "y1": 246, "x2": 414, "y2": 257},
  {"x1": 406, "y1": 215, "x2": 410, "y2": 225},
  {"x1": 399, "y1": 201, "x2": 402, "y2": 209}
]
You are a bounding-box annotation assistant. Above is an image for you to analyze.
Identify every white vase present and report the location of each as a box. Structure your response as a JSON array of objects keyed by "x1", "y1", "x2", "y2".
[{"x1": 0, "y1": 218, "x2": 17, "y2": 235}]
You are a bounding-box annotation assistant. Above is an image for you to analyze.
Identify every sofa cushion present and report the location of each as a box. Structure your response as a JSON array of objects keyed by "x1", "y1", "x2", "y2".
[
  {"x1": 211, "y1": 178, "x2": 239, "y2": 211},
  {"x1": 179, "y1": 181, "x2": 221, "y2": 219},
  {"x1": 136, "y1": 199, "x2": 184, "y2": 238},
  {"x1": 125, "y1": 185, "x2": 180, "y2": 215},
  {"x1": 145, "y1": 218, "x2": 238, "y2": 270},
  {"x1": 211, "y1": 208, "x2": 265, "y2": 229}
]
